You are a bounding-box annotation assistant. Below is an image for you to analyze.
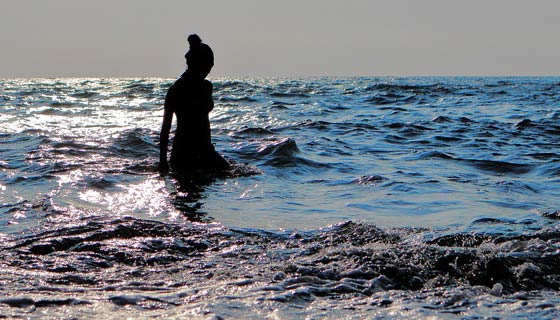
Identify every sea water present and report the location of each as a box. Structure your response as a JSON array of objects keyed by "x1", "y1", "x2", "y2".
[{"x1": 1, "y1": 77, "x2": 559, "y2": 318}]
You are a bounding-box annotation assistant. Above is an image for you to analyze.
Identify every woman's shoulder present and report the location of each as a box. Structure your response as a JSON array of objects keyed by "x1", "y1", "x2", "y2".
[{"x1": 203, "y1": 79, "x2": 213, "y2": 89}]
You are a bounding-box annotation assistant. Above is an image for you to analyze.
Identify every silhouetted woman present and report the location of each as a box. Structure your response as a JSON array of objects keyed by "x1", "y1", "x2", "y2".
[{"x1": 159, "y1": 34, "x2": 230, "y2": 174}]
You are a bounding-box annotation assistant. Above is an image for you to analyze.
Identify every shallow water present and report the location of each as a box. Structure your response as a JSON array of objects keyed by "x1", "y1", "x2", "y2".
[{"x1": 1, "y1": 77, "x2": 560, "y2": 318}]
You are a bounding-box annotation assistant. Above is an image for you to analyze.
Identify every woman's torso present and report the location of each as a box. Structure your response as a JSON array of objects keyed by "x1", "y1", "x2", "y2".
[{"x1": 169, "y1": 77, "x2": 214, "y2": 161}]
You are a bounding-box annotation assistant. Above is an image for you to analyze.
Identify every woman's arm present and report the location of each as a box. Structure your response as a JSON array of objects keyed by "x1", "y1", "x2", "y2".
[
  {"x1": 159, "y1": 100, "x2": 173, "y2": 173},
  {"x1": 205, "y1": 80, "x2": 214, "y2": 112}
]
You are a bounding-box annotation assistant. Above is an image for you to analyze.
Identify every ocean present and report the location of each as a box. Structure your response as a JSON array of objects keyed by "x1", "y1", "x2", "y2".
[{"x1": 1, "y1": 77, "x2": 559, "y2": 318}]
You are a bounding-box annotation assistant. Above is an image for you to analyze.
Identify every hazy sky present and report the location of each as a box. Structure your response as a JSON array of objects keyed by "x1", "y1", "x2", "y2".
[{"x1": 1, "y1": 0, "x2": 559, "y2": 77}]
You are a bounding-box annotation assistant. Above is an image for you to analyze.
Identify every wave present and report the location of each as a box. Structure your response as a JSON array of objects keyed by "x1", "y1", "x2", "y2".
[
  {"x1": 269, "y1": 91, "x2": 310, "y2": 98},
  {"x1": 218, "y1": 95, "x2": 259, "y2": 103},
  {"x1": 466, "y1": 159, "x2": 534, "y2": 174},
  {"x1": 250, "y1": 138, "x2": 331, "y2": 170},
  {"x1": 1, "y1": 217, "x2": 559, "y2": 312},
  {"x1": 535, "y1": 161, "x2": 560, "y2": 177},
  {"x1": 70, "y1": 91, "x2": 98, "y2": 99},
  {"x1": 123, "y1": 80, "x2": 157, "y2": 93},
  {"x1": 413, "y1": 151, "x2": 535, "y2": 174},
  {"x1": 257, "y1": 138, "x2": 300, "y2": 157},
  {"x1": 434, "y1": 135, "x2": 464, "y2": 142},
  {"x1": 361, "y1": 83, "x2": 453, "y2": 95},
  {"x1": 109, "y1": 128, "x2": 158, "y2": 159},
  {"x1": 414, "y1": 151, "x2": 455, "y2": 160},
  {"x1": 545, "y1": 125, "x2": 560, "y2": 136},
  {"x1": 430, "y1": 115, "x2": 477, "y2": 125},
  {"x1": 233, "y1": 127, "x2": 275, "y2": 137},
  {"x1": 352, "y1": 175, "x2": 388, "y2": 185},
  {"x1": 213, "y1": 80, "x2": 260, "y2": 93}
]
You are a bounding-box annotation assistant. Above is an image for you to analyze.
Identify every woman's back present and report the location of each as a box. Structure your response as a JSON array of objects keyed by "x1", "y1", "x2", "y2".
[{"x1": 166, "y1": 76, "x2": 214, "y2": 167}]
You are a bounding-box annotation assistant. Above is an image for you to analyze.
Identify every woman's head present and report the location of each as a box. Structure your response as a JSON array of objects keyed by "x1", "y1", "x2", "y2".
[{"x1": 186, "y1": 34, "x2": 214, "y2": 78}]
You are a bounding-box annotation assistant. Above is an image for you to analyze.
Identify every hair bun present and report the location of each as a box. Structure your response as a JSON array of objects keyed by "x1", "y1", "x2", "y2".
[{"x1": 187, "y1": 34, "x2": 202, "y2": 46}]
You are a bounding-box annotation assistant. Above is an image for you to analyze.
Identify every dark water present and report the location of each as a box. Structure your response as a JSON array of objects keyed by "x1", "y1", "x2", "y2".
[{"x1": 1, "y1": 77, "x2": 559, "y2": 318}]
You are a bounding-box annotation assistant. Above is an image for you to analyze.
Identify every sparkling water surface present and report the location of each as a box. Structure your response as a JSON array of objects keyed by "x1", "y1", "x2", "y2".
[
  {"x1": 1, "y1": 77, "x2": 559, "y2": 318},
  {"x1": 2, "y1": 77, "x2": 559, "y2": 230}
]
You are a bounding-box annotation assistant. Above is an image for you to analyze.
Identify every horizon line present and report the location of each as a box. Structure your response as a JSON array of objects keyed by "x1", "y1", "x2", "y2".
[{"x1": 2, "y1": 74, "x2": 560, "y2": 80}]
